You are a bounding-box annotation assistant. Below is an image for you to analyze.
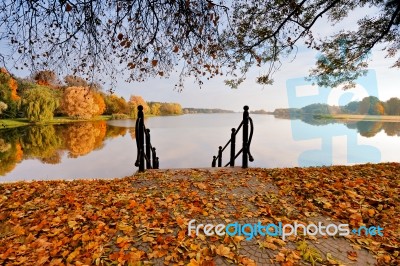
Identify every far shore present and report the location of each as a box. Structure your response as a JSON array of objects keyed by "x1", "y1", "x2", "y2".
[
  {"x1": 324, "y1": 114, "x2": 400, "y2": 122},
  {"x1": 0, "y1": 115, "x2": 112, "y2": 129}
]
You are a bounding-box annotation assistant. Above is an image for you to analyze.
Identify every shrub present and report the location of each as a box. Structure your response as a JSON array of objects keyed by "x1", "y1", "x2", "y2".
[{"x1": 110, "y1": 113, "x2": 129, "y2": 120}]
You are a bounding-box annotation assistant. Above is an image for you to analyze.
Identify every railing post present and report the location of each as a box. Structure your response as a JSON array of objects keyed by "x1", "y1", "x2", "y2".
[
  {"x1": 152, "y1": 147, "x2": 157, "y2": 169},
  {"x1": 242, "y1": 106, "x2": 249, "y2": 168},
  {"x1": 230, "y1": 128, "x2": 236, "y2": 167},
  {"x1": 145, "y1": 128, "x2": 151, "y2": 169},
  {"x1": 138, "y1": 105, "x2": 145, "y2": 172},
  {"x1": 151, "y1": 148, "x2": 158, "y2": 169},
  {"x1": 212, "y1": 156, "x2": 216, "y2": 167},
  {"x1": 218, "y1": 146, "x2": 222, "y2": 167}
]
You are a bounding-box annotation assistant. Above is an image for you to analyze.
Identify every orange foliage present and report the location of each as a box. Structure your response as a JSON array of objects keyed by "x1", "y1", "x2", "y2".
[
  {"x1": 0, "y1": 164, "x2": 399, "y2": 264},
  {"x1": 93, "y1": 93, "x2": 106, "y2": 115},
  {"x1": 0, "y1": 67, "x2": 20, "y2": 100},
  {"x1": 64, "y1": 122, "x2": 106, "y2": 157},
  {"x1": 61, "y1": 86, "x2": 98, "y2": 119},
  {"x1": 0, "y1": 67, "x2": 7, "y2": 74},
  {"x1": 93, "y1": 121, "x2": 107, "y2": 149},
  {"x1": 129, "y1": 95, "x2": 149, "y2": 113},
  {"x1": 14, "y1": 143, "x2": 23, "y2": 162},
  {"x1": 36, "y1": 80, "x2": 50, "y2": 86},
  {"x1": 9, "y1": 78, "x2": 20, "y2": 100},
  {"x1": 375, "y1": 102, "x2": 385, "y2": 115},
  {"x1": 0, "y1": 143, "x2": 23, "y2": 176}
]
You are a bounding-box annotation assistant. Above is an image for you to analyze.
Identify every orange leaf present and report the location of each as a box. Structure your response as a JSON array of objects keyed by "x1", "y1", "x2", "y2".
[
  {"x1": 215, "y1": 244, "x2": 230, "y2": 257},
  {"x1": 347, "y1": 251, "x2": 358, "y2": 261}
]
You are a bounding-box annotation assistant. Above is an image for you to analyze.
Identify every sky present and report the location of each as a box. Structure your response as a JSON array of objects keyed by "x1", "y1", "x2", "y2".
[{"x1": 1, "y1": 6, "x2": 399, "y2": 112}]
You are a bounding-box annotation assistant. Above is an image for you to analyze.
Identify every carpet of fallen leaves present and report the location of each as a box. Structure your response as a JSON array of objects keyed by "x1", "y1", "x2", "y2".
[{"x1": 0, "y1": 163, "x2": 399, "y2": 265}]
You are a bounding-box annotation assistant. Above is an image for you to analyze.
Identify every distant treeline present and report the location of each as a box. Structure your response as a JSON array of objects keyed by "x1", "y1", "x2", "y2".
[
  {"x1": 272, "y1": 96, "x2": 400, "y2": 118},
  {"x1": 182, "y1": 108, "x2": 234, "y2": 114},
  {"x1": 250, "y1": 109, "x2": 269, "y2": 114}
]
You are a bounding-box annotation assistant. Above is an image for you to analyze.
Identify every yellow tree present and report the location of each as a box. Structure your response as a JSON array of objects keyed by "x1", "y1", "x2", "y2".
[
  {"x1": 92, "y1": 92, "x2": 106, "y2": 115},
  {"x1": 129, "y1": 95, "x2": 149, "y2": 114},
  {"x1": 61, "y1": 86, "x2": 99, "y2": 119}
]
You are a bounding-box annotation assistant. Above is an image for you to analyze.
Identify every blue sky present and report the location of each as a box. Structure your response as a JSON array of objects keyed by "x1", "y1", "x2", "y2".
[{"x1": 1, "y1": 6, "x2": 399, "y2": 112}]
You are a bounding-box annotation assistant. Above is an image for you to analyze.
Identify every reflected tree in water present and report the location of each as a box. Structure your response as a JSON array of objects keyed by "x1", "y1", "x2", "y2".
[
  {"x1": 355, "y1": 121, "x2": 384, "y2": 137},
  {"x1": 93, "y1": 121, "x2": 107, "y2": 151},
  {"x1": 0, "y1": 141, "x2": 23, "y2": 176},
  {"x1": 39, "y1": 150, "x2": 64, "y2": 165},
  {"x1": 0, "y1": 138, "x2": 11, "y2": 153},
  {"x1": 383, "y1": 122, "x2": 400, "y2": 137},
  {"x1": 19, "y1": 125, "x2": 63, "y2": 161},
  {"x1": 0, "y1": 121, "x2": 131, "y2": 175},
  {"x1": 129, "y1": 128, "x2": 136, "y2": 140},
  {"x1": 63, "y1": 121, "x2": 107, "y2": 158},
  {"x1": 106, "y1": 126, "x2": 128, "y2": 139}
]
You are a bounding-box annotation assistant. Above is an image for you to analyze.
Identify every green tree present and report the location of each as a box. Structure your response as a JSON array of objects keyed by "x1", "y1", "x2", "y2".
[
  {"x1": 19, "y1": 125, "x2": 62, "y2": 160},
  {"x1": 0, "y1": 101, "x2": 7, "y2": 114},
  {"x1": 358, "y1": 96, "x2": 385, "y2": 115},
  {"x1": 22, "y1": 86, "x2": 59, "y2": 122},
  {"x1": 384, "y1": 97, "x2": 400, "y2": 115},
  {"x1": 342, "y1": 101, "x2": 360, "y2": 114}
]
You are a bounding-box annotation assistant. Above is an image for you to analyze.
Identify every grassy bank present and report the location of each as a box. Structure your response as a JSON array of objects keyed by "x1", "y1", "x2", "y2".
[
  {"x1": 317, "y1": 114, "x2": 400, "y2": 122},
  {"x1": 0, "y1": 116, "x2": 112, "y2": 129},
  {"x1": 0, "y1": 163, "x2": 398, "y2": 265}
]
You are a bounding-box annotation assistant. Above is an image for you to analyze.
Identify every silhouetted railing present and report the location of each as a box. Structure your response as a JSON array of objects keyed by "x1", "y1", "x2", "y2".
[
  {"x1": 135, "y1": 105, "x2": 159, "y2": 172},
  {"x1": 212, "y1": 106, "x2": 254, "y2": 168}
]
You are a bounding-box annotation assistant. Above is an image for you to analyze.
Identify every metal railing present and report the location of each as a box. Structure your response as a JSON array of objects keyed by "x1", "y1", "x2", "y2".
[
  {"x1": 212, "y1": 106, "x2": 254, "y2": 168},
  {"x1": 135, "y1": 105, "x2": 159, "y2": 172}
]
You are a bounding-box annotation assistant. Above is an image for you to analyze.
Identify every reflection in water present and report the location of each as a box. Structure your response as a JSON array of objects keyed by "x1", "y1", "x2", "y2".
[
  {"x1": 0, "y1": 141, "x2": 23, "y2": 176},
  {"x1": 353, "y1": 121, "x2": 384, "y2": 138},
  {"x1": 0, "y1": 121, "x2": 128, "y2": 176},
  {"x1": 20, "y1": 126, "x2": 62, "y2": 160},
  {"x1": 289, "y1": 115, "x2": 400, "y2": 137},
  {"x1": 344, "y1": 121, "x2": 400, "y2": 137},
  {"x1": 129, "y1": 128, "x2": 135, "y2": 140},
  {"x1": 63, "y1": 122, "x2": 107, "y2": 158},
  {"x1": 1, "y1": 114, "x2": 399, "y2": 181},
  {"x1": 383, "y1": 122, "x2": 400, "y2": 136}
]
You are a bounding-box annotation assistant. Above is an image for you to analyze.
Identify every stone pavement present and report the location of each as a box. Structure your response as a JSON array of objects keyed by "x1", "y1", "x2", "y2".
[{"x1": 132, "y1": 167, "x2": 378, "y2": 265}]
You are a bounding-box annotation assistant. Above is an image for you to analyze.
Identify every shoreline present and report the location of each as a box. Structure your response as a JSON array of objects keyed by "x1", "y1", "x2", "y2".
[
  {"x1": 0, "y1": 115, "x2": 112, "y2": 129},
  {"x1": 317, "y1": 114, "x2": 400, "y2": 122}
]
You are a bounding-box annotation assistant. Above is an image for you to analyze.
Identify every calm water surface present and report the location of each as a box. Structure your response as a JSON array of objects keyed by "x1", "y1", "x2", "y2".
[{"x1": 1, "y1": 114, "x2": 399, "y2": 182}]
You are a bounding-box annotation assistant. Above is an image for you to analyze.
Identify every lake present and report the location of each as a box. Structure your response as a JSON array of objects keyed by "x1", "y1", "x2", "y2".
[{"x1": 1, "y1": 114, "x2": 399, "y2": 182}]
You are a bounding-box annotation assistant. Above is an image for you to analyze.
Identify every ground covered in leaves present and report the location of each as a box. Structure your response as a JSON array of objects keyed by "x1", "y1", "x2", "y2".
[{"x1": 0, "y1": 163, "x2": 399, "y2": 265}]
